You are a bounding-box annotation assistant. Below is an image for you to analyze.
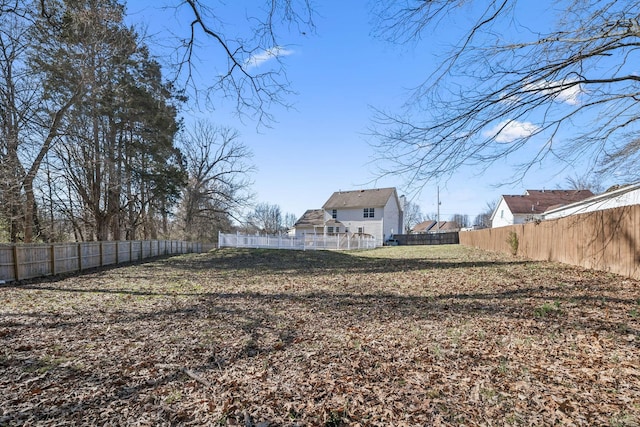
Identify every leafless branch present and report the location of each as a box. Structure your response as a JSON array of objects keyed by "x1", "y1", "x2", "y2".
[{"x1": 370, "y1": 0, "x2": 640, "y2": 189}]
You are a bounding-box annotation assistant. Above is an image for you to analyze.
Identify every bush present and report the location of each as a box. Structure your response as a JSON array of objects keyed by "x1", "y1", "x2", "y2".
[{"x1": 507, "y1": 231, "x2": 519, "y2": 256}]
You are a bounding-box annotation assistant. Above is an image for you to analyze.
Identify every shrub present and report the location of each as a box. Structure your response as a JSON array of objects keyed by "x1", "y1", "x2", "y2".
[{"x1": 506, "y1": 231, "x2": 519, "y2": 256}]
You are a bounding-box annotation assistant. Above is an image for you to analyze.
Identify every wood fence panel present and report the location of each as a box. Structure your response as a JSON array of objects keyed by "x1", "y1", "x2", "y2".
[
  {"x1": 102, "y1": 242, "x2": 117, "y2": 266},
  {"x1": 117, "y1": 241, "x2": 131, "y2": 263},
  {"x1": 142, "y1": 241, "x2": 151, "y2": 258},
  {"x1": 393, "y1": 232, "x2": 459, "y2": 245},
  {"x1": 0, "y1": 246, "x2": 15, "y2": 282},
  {"x1": 81, "y1": 242, "x2": 102, "y2": 270},
  {"x1": 460, "y1": 204, "x2": 640, "y2": 280},
  {"x1": 16, "y1": 245, "x2": 52, "y2": 280},
  {"x1": 131, "y1": 241, "x2": 142, "y2": 261},
  {"x1": 54, "y1": 244, "x2": 80, "y2": 275}
]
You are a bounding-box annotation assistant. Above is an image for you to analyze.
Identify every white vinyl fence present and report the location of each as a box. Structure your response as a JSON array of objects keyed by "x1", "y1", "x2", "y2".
[{"x1": 218, "y1": 232, "x2": 377, "y2": 251}]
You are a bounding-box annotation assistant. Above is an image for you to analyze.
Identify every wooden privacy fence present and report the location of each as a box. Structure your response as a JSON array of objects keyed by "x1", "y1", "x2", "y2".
[
  {"x1": 459, "y1": 204, "x2": 640, "y2": 280},
  {"x1": 393, "y1": 232, "x2": 460, "y2": 245},
  {"x1": 0, "y1": 240, "x2": 215, "y2": 283}
]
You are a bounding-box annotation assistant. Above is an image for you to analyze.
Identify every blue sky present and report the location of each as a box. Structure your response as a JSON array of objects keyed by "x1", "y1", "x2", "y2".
[{"x1": 125, "y1": 1, "x2": 611, "y2": 222}]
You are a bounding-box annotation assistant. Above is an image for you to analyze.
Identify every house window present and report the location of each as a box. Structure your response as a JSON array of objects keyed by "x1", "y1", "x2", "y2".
[
  {"x1": 500, "y1": 210, "x2": 504, "y2": 218},
  {"x1": 331, "y1": 209, "x2": 337, "y2": 219},
  {"x1": 327, "y1": 226, "x2": 334, "y2": 234},
  {"x1": 335, "y1": 227, "x2": 339, "y2": 233},
  {"x1": 363, "y1": 207, "x2": 375, "y2": 218},
  {"x1": 358, "y1": 227, "x2": 364, "y2": 234}
]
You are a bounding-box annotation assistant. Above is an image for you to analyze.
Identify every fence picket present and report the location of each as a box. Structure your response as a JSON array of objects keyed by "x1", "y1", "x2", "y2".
[{"x1": 218, "y1": 232, "x2": 377, "y2": 251}]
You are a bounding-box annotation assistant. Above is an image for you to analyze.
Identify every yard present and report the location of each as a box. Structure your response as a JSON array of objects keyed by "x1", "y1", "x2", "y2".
[{"x1": 1, "y1": 245, "x2": 639, "y2": 426}]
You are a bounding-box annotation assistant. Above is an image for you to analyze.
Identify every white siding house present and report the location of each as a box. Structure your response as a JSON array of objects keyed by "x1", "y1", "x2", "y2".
[
  {"x1": 543, "y1": 183, "x2": 640, "y2": 220},
  {"x1": 491, "y1": 197, "x2": 518, "y2": 228},
  {"x1": 292, "y1": 187, "x2": 404, "y2": 246}
]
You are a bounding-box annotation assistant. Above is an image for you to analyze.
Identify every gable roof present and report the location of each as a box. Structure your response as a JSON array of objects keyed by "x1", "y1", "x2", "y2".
[
  {"x1": 294, "y1": 209, "x2": 324, "y2": 227},
  {"x1": 322, "y1": 187, "x2": 398, "y2": 210},
  {"x1": 435, "y1": 221, "x2": 460, "y2": 231},
  {"x1": 413, "y1": 220, "x2": 437, "y2": 233},
  {"x1": 412, "y1": 220, "x2": 460, "y2": 233},
  {"x1": 502, "y1": 189, "x2": 594, "y2": 215}
]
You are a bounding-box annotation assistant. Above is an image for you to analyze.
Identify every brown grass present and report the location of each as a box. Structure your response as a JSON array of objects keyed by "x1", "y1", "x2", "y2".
[{"x1": 1, "y1": 245, "x2": 639, "y2": 426}]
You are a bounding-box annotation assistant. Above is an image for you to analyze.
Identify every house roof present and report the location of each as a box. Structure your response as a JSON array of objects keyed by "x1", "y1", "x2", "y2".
[
  {"x1": 322, "y1": 187, "x2": 398, "y2": 210},
  {"x1": 293, "y1": 209, "x2": 324, "y2": 227},
  {"x1": 412, "y1": 220, "x2": 459, "y2": 233},
  {"x1": 543, "y1": 182, "x2": 640, "y2": 217},
  {"x1": 434, "y1": 221, "x2": 460, "y2": 231},
  {"x1": 293, "y1": 209, "x2": 344, "y2": 230},
  {"x1": 413, "y1": 220, "x2": 437, "y2": 233},
  {"x1": 502, "y1": 189, "x2": 594, "y2": 215}
]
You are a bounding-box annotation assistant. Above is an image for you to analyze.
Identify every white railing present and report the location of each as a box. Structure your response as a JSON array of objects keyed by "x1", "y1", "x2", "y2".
[{"x1": 218, "y1": 232, "x2": 377, "y2": 251}]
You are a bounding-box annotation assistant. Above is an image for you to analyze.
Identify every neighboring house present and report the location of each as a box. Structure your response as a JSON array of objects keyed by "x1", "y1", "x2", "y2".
[
  {"x1": 543, "y1": 183, "x2": 640, "y2": 220},
  {"x1": 292, "y1": 187, "x2": 404, "y2": 246},
  {"x1": 491, "y1": 189, "x2": 594, "y2": 228},
  {"x1": 292, "y1": 209, "x2": 325, "y2": 236},
  {"x1": 412, "y1": 220, "x2": 437, "y2": 233}
]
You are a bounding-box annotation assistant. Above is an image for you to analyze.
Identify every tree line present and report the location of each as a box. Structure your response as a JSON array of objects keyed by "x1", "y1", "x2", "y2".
[
  {"x1": 0, "y1": 0, "x2": 253, "y2": 243},
  {"x1": 4, "y1": 1, "x2": 635, "y2": 243}
]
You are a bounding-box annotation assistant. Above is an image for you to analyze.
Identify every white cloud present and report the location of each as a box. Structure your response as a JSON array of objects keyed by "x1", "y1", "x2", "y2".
[
  {"x1": 524, "y1": 78, "x2": 583, "y2": 105},
  {"x1": 483, "y1": 119, "x2": 540, "y2": 143},
  {"x1": 245, "y1": 46, "x2": 294, "y2": 69}
]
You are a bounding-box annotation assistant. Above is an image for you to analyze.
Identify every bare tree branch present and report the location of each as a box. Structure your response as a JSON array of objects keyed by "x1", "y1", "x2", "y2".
[
  {"x1": 370, "y1": 0, "x2": 640, "y2": 189},
  {"x1": 170, "y1": 0, "x2": 315, "y2": 127}
]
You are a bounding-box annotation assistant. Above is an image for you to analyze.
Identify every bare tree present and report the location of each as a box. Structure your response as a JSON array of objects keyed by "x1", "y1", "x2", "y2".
[
  {"x1": 371, "y1": 1, "x2": 640, "y2": 189},
  {"x1": 156, "y1": 1, "x2": 315, "y2": 126},
  {"x1": 0, "y1": 1, "x2": 83, "y2": 242},
  {"x1": 283, "y1": 212, "x2": 297, "y2": 231},
  {"x1": 4, "y1": 1, "x2": 316, "y2": 127},
  {"x1": 474, "y1": 198, "x2": 500, "y2": 229},
  {"x1": 0, "y1": 7, "x2": 30, "y2": 241},
  {"x1": 451, "y1": 214, "x2": 470, "y2": 229},
  {"x1": 177, "y1": 120, "x2": 254, "y2": 242},
  {"x1": 248, "y1": 202, "x2": 285, "y2": 234},
  {"x1": 562, "y1": 174, "x2": 605, "y2": 194},
  {"x1": 403, "y1": 200, "x2": 424, "y2": 233}
]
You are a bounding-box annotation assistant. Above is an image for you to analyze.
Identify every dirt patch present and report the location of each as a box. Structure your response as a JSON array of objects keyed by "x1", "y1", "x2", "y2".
[{"x1": 1, "y1": 246, "x2": 639, "y2": 426}]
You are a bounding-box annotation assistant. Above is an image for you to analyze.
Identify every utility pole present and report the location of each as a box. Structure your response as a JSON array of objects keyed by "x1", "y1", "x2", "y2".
[{"x1": 437, "y1": 186, "x2": 441, "y2": 232}]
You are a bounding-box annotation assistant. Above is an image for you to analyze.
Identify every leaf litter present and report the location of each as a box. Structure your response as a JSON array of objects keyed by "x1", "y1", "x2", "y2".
[{"x1": 1, "y1": 246, "x2": 639, "y2": 426}]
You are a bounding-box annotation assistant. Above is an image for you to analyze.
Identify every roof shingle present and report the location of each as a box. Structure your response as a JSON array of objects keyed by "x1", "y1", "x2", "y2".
[
  {"x1": 503, "y1": 190, "x2": 594, "y2": 214},
  {"x1": 322, "y1": 188, "x2": 397, "y2": 210}
]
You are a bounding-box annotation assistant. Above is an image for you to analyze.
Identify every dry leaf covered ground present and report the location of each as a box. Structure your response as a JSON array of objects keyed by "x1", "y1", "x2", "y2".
[{"x1": 1, "y1": 245, "x2": 639, "y2": 426}]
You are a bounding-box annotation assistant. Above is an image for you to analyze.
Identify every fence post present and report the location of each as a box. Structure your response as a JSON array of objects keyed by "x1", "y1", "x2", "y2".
[
  {"x1": 78, "y1": 243, "x2": 82, "y2": 271},
  {"x1": 50, "y1": 244, "x2": 56, "y2": 276},
  {"x1": 13, "y1": 245, "x2": 20, "y2": 281},
  {"x1": 100, "y1": 241, "x2": 104, "y2": 267}
]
